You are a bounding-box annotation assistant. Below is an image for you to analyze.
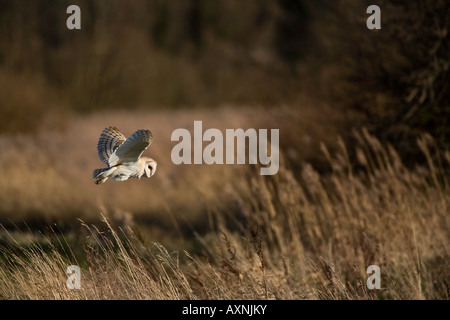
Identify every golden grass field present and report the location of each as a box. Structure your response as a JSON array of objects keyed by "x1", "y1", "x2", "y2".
[{"x1": 0, "y1": 106, "x2": 448, "y2": 299}]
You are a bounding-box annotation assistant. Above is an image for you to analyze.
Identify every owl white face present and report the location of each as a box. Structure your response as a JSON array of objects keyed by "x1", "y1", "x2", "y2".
[{"x1": 144, "y1": 159, "x2": 157, "y2": 178}]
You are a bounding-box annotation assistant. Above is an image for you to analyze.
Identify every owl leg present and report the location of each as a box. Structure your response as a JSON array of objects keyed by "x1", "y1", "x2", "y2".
[{"x1": 93, "y1": 168, "x2": 112, "y2": 184}]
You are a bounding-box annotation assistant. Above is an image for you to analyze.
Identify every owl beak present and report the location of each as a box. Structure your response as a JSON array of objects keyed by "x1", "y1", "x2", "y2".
[{"x1": 149, "y1": 162, "x2": 157, "y2": 177}]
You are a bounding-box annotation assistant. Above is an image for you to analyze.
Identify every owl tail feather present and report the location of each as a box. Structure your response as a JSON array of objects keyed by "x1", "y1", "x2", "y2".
[{"x1": 93, "y1": 168, "x2": 110, "y2": 184}]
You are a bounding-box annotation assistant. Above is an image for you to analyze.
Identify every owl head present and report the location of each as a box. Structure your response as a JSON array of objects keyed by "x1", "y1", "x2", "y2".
[{"x1": 143, "y1": 158, "x2": 157, "y2": 178}]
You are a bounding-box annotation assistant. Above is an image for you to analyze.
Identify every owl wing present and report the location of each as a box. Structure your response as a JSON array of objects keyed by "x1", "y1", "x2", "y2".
[
  {"x1": 108, "y1": 129, "x2": 153, "y2": 166},
  {"x1": 97, "y1": 126, "x2": 127, "y2": 166}
]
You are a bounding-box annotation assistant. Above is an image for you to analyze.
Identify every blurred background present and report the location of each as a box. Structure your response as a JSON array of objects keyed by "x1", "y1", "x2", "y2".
[
  {"x1": 0, "y1": 0, "x2": 448, "y2": 232},
  {"x1": 1, "y1": 0, "x2": 447, "y2": 138}
]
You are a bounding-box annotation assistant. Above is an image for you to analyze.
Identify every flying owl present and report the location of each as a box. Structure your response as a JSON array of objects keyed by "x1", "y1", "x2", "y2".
[{"x1": 93, "y1": 126, "x2": 157, "y2": 184}]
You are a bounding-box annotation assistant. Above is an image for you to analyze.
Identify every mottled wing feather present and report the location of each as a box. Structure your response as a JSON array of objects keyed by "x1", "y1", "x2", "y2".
[
  {"x1": 108, "y1": 129, "x2": 153, "y2": 166},
  {"x1": 97, "y1": 127, "x2": 126, "y2": 166}
]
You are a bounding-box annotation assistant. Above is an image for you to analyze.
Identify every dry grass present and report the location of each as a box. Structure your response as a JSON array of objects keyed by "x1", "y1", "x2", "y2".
[{"x1": 0, "y1": 117, "x2": 448, "y2": 299}]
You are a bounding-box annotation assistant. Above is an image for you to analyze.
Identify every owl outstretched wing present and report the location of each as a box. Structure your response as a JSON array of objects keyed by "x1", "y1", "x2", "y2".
[
  {"x1": 108, "y1": 129, "x2": 153, "y2": 166},
  {"x1": 97, "y1": 126, "x2": 127, "y2": 166}
]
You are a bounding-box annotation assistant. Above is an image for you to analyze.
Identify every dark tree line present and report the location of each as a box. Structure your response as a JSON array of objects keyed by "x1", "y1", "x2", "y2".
[{"x1": 0, "y1": 0, "x2": 448, "y2": 155}]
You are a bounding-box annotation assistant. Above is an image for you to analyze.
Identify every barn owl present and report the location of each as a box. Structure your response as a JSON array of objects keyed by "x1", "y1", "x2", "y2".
[{"x1": 93, "y1": 126, "x2": 157, "y2": 184}]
